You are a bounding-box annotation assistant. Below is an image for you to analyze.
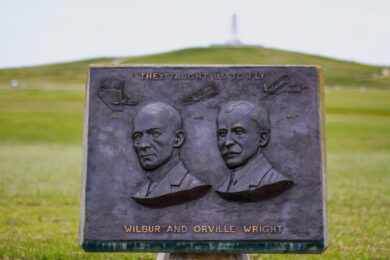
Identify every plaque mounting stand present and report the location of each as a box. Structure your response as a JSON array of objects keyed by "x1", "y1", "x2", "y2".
[{"x1": 157, "y1": 253, "x2": 250, "y2": 260}]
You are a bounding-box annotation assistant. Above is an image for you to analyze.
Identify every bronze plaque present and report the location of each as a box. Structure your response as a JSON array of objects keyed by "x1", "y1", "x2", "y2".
[{"x1": 79, "y1": 65, "x2": 327, "y2": 253}]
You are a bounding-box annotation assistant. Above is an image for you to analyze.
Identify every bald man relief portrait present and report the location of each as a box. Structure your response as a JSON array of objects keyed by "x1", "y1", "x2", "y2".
[
  {"x1": 131, "y1": 102, "x2": 210, "y2": 207},
  {"x1": 215, "y1": 101, "x2": 293, "y2": 201}
]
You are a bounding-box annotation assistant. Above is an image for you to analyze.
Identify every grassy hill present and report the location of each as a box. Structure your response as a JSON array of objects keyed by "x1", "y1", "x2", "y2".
[
  {"x1": 0, "y1": 46, "x2": 389, "y2": 89},
  {"x1": 0, "y1": 47, "x2": 389, "y2": 259}
]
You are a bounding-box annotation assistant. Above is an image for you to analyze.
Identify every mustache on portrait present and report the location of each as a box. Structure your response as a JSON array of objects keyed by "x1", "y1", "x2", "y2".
[
  {"x1": 222, "y1": 149, "x2": 241, "y2": 157},
  {"x1": 138, "y1": 151, "x2": 156, "y2": 157}
]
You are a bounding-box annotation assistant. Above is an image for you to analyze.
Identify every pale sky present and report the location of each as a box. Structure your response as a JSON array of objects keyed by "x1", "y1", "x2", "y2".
[{"x1": 1, "y1": 0, "x2": 389, "y2": 68}]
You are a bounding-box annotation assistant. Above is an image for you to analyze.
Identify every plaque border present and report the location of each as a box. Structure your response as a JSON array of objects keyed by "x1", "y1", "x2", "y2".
[
  {"x1": 81, "y1": 240, "x2": 326, "y2": 253},
  {"x1": 79, "y1": 65, "x2": 328, "y2": 254}
]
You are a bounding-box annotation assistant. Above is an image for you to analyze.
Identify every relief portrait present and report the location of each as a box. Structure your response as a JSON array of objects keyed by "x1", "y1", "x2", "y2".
[
  {"x1": 131, "y1": 102, "x2": 210, "y2": 207},
  {"x1": 215, "y1": 101, "x2": 293, "y2": 201}
]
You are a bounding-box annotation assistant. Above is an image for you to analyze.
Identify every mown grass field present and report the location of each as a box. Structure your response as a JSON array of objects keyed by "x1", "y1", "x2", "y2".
[
  {"x1": 0, "y1": 47, "x2": 389, "y2": 259},
  {"x1": 1, "y1": 47, "x2": 389, "y2": 90}
]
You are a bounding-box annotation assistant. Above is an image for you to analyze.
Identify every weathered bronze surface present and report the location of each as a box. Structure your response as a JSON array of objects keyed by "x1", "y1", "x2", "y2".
[
  {"x1": 79, "y1": 65, "x2": 327, "y2": 253},
  {"x1": 131, "y1": 102, "x2": 210, "y2": 207},
  {"x1": 97, "y1": 76, "x2": 138, "y2": 111},
  {"x1": 215, "y1": 100, "x2": 293, "y2": 201}
]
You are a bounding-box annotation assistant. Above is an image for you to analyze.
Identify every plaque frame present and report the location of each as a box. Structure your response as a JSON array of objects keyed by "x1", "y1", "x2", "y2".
[{"x1": 79, "y1": 65, "x2": 328, "y2": 254}]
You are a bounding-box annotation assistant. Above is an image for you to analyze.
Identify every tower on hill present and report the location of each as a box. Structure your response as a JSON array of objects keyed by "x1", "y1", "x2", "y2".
[{"x1": 226, "y1": 14, "x2": 242, "y2": 46}]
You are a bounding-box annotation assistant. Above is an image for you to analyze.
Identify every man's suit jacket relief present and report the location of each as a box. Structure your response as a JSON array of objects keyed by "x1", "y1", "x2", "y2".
[
  {"x1": 132, "y1": 161, "x2": 210, "y2": 207},
  {"x1": 216, "y1": 153, "x2": 293, "y2": 201}
]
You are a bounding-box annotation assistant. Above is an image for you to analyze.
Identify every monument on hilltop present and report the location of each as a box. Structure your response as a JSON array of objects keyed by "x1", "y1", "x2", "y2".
[{"x1": 226, "y1": 14, "x2": 242, "y2": 46}]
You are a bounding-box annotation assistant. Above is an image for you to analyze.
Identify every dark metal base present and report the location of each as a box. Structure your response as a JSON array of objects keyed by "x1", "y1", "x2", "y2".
[{"x1": 81, "y1": 240, "x2": 327, "y2": 254}]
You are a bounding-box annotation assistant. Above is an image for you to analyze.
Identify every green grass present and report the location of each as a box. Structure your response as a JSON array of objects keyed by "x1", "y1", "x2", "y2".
[
  {"x1": 0, "y1": 58, "x2": 113, "y2": 86},
  {"x1": 122, "y1": 47, "x2": 390, "y2": 89},
  {"x1": 1, "y1": 88, "x2": 389, "y2": 260},
  {"x1": 0, "y1": 46, "x2": 389, "y2": 89},
  {"x1": 0, "y1": 143, "x2": 154, "y2": 260},
  {"x1": 0, "y1": 47, "x2": 389, "y2": 259},
  {"x1": 0, "y1": 89, "x2": 84, "y2": 144}
]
